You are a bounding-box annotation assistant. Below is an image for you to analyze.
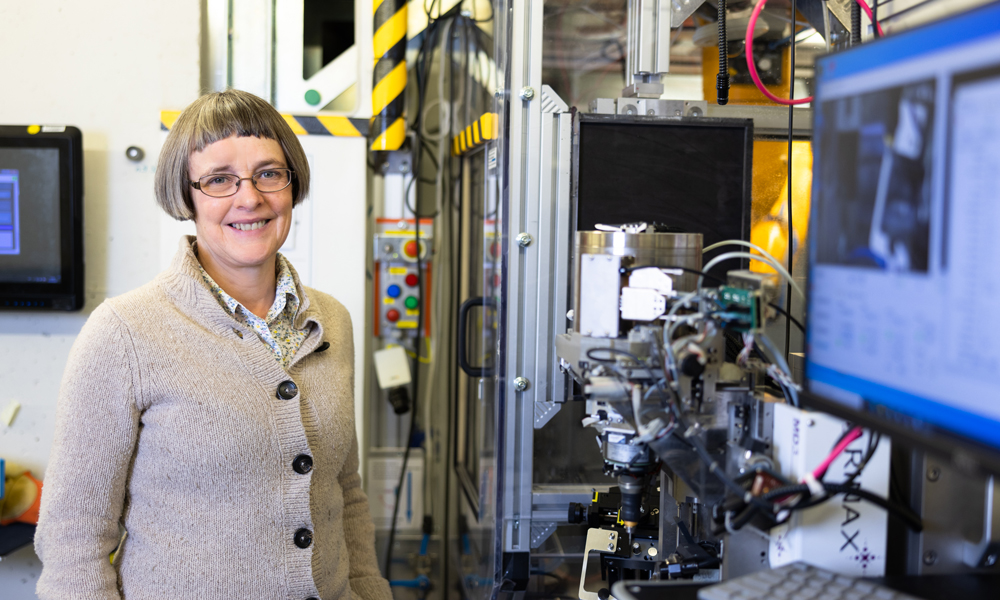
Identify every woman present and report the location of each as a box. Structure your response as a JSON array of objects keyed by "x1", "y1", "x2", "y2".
[{"x1": 35, "y1": 89, "x2": 391, "y2": 600}]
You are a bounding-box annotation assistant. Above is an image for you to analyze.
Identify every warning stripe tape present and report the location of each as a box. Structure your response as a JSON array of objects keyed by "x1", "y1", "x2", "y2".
[
  {"x1": 452, "y1": 113, "x2": 498, "y2": 156},
  {"x1": 160, "y1": 111, "x2": 369, "y2": 137},
  {"x1": 370, "y1": 0, "x2": 407, "y2": 152}
]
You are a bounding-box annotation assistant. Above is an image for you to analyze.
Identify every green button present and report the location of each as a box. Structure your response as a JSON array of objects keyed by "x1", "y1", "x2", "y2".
[
  {"x1": 404, "y1": 296, "x2": 419, "y2": 310},
  {"x1": 304, "y1": 89, "x2": 322, "y2": 106}
]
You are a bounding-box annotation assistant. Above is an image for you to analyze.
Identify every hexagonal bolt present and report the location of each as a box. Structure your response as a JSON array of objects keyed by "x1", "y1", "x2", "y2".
[
  {"x1": 514, "y1": 377, "x2": 530, "y2": 392},
  {"x1": 519, "y1": 86, "x2": 535, "y2": 101},
  {"x1": 516, "y1": 232, "x2": 533, "y2": 247},
  {"x1": 923, "y1": 550, "x2": 938, "y2": 566}
]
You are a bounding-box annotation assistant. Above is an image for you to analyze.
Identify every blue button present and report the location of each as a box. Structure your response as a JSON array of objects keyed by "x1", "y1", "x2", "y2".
[{"x1": 387, "y1": 284, "x2": 402, "y2": 298}]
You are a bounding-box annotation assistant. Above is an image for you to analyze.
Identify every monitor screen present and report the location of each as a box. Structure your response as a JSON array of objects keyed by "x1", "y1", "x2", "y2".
[
  {"x1": 0, "y1": 126, "x2": 83, "y2": 310},
  {"x1": 806, "y1": 4, "x2": 1000, "y2": 472},
  {"x1": 574, "y1": 115, "x2": 753, "y2": 282}
]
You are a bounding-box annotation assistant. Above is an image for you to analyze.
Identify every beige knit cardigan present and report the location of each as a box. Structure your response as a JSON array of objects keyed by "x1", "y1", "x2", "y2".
[{"x1": 35, "y1": 237, "x2": 392, "y2": 600}]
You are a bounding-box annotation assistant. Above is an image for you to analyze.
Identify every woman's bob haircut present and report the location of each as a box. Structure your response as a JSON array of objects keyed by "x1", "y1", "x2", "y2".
[{"x1": 155, "y1": 89, "x2": 311, "y2": 221}]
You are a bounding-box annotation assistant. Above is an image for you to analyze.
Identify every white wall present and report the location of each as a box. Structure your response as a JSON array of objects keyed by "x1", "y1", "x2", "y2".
[{"x1": 0, "y1": 1, "x2": 201, "y2": 597}]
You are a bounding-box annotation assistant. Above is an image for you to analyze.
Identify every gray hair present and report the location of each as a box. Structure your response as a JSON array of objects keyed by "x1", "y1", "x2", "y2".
[{"x1": 154, "y1": 89, "x2": 311, "y2": 221}]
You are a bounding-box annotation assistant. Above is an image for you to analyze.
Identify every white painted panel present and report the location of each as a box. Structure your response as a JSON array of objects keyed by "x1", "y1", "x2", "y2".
[
  {"x1": 0, "y1": 1, "x2": 200, "y2": 597},
  {"x1": 302, "y1": 135, "x2": 370, "y2": 456}
]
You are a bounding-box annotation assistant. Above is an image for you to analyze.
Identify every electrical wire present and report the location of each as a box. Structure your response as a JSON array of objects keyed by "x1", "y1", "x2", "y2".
[
  {"x1": 767, "y1": 302, "x2": 805, "y2": 332},
  {"x1": 699, "y1": 251, "x2": 804, "y2": 299},
  {"x1": 744, "y1": 0, "x2": 884, "y2": 106},
  {"x1": 811, "y1": 426, "x2": 862, "y2": 480}
]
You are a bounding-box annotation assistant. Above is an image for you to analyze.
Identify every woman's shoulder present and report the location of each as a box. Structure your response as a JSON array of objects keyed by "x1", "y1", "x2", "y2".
[
  {"x1": 302, "y1": 286, "x2": 350, "y2": 324},
  {"x1": 100, "y1": 278, "x2": 173, "y2": 326}
]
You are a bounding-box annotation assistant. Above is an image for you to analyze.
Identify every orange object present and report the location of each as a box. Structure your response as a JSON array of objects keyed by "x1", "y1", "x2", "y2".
[
  {"x1": 403, "y1": 240, "x2": 418, "y2": 258},
  {"x1": 0, "y1": 472, "x2": 42, "y2": 526}
]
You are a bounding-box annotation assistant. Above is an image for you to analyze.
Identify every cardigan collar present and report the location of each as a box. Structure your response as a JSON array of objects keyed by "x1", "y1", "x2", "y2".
[{"x1": 159, "y1": 236, "x2": 322, "y2": 339}]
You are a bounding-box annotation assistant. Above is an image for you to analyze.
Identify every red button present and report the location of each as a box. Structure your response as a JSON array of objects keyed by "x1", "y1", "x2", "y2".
[
  {"x1": 489, "y1": 241, "x2": 499, "y2": 258},
  {"x1": 405, "y1": 273, "x2": 419, "y2": 287},
  {"x1": 403, "y1": 240, "x2": 419, "y2": 258},
  {"x1": 386, "y1": 309, "x2": 400, "y2": 322}
]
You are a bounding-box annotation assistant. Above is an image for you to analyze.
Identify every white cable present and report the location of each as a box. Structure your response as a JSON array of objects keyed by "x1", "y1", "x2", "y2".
[
  {"x1": 703, "y1": 239, "x2": 783, "y2": 267},
  {"x1": 700, "y1": 251, "x2": 804, "y2": 299}
]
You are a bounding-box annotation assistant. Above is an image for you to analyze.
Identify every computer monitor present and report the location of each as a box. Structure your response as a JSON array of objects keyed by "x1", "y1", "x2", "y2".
[
  {"x1": 804, "y1": 3, "x2": 1000, "y2": 475},
  {"x1": 0, "y1": 125, "x2": 84, "y2": 310}
]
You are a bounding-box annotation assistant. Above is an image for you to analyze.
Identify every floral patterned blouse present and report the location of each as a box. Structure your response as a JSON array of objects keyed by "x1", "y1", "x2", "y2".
[{"x1": 196, "y1": 252, "x2": 308, "y2": 370}]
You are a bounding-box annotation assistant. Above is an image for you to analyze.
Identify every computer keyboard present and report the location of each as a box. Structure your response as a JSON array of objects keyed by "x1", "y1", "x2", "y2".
[{"x1": 697, "y1": 562, "x2": 921, "y2": 600}]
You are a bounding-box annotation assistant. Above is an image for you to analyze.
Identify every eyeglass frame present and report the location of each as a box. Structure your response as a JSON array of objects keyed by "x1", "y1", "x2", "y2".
[{"x1": 189, "y1": 168, "x2": 296, "y2": 198}]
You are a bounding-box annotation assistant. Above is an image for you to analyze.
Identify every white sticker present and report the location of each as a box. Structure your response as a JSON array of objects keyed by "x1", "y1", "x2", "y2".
[{"x1": 41, "y1": 125, "x2": 66, "y2": 133}]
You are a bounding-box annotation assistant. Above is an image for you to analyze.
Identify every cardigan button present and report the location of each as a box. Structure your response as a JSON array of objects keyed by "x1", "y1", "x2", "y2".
[
  {"x1": 276, "y1": 380, "x2": 298, "y2": 400},
  {"x1": 314, "y1": 341, "x2": 330, "y2": 353},
  {"x1": 294, "y1": 528, "x2": 313, "y2": 549},
  {"x1": 292, "y1": 454, "x2": 313, "y2": 475}
]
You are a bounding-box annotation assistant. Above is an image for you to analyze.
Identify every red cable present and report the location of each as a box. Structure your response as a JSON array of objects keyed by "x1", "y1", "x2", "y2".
[
  {"x1": 810, "y1": 426, "x2": 863, "y2": 480},
  {"x1": 744, "y1": 0, "x2": 883, "y2": 106}
]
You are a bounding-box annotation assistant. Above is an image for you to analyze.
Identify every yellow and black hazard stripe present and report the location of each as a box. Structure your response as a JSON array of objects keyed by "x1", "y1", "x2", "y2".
[
  {"x1": 452, "y1": 113, "x2": 498, "y2": 156},
  {"x1": 370, "y1": 0, "x2": 407, "y2": 152},
  {"x1": 160, "y1": 111, "x2": 369, "y2": 137}
]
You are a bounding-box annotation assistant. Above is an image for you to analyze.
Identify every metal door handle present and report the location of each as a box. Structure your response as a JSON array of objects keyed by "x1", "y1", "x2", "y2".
[{"x1": 458, "y1": 296, "x2": 496, "y2": 378}]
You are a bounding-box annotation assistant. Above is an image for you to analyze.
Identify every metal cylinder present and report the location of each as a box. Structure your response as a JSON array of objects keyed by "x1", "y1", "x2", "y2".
[{"x1": 574, "y1": 231, "x2": 703, "y2": 333}]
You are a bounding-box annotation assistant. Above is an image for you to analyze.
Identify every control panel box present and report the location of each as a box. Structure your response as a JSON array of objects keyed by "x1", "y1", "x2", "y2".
[{"x1": 374, "y1": 219, "x2": 432, "y2": 339}]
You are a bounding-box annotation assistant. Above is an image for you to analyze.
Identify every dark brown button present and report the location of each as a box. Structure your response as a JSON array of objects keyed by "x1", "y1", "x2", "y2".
[
  {"x1": 314, "y1": 341, "x2": 330, "y2": 353},
  {"x1": 293, "y1": 454, "x2": 313, "y2": 475},
  {"x1": 276, "y1": 380, "x2": 298, "y2": 400},
  {"x1": 294, "y1": 528, "x2": 312, "y2": 549}
]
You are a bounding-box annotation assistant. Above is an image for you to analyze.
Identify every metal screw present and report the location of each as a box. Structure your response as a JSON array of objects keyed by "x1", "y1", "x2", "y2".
[
  {"x1": 608, "y1": 543, "x2": 615, "y2": 551},
  {"x1": 514, "y1": 377, "x2": 530, "y2": 392},
  {"x1": 519, "y1": 86, "x2": 535, "y2": 101},
  {"x1": 923, "y1": 550, "x2": 938, "y2": 565},
  {"x1": 609, "y1": 532, "x2": 615, "y2": 539},
  {"x1": 125, "y1": 146, "x2": 144, "y2": 161},
  {"x1": 399, "y1": 161, "x2": 411, "y2": 174},
  {"x1": 927, "y1": 467, "x2": 941, "y2": 482},
  {"x1": 986, "y1": 554, "x2": 998, "y2": 567},
  {"x1": 808, "y1": 419, "x2": 816, "y2": 427},
  {"x1": 516, "y1": 232, "x2": 533, "y2": 247},
  {"x1": 632, "y1": 542, "x2": 641, "y2": 554}
]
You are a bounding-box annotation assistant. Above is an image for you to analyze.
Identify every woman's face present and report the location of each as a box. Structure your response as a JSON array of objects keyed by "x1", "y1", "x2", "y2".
[{"x1": 188, "y1": 135, "x2": 293, "y2": 274}]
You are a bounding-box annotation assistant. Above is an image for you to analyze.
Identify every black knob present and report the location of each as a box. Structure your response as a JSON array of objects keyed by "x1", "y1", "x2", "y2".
[
  {"x1": 598, "y1": 588, "x2": 611, "y2": 600},
  {"x1": 294, "y1": 528, "x2": 313, "y2": 548},
  {"x1": 680, "y1": 354, "x2": 705, "y2": 378},
  {"x1": 568, "y1": 503, "x2": 586, "y2": 524},
  {"x1": 277, "y1": 380, "x2": 298, "y2": 400},
  {"x1": 293, "y1": 454, "x2": 313, "y2": 475}
]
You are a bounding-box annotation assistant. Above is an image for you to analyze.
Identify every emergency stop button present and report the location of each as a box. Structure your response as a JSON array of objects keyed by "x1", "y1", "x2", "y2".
[
  {"x1": 386, "y1": 309, "x2": 400, "y2": 322},
  {"x1": 403, "y1": 240, "x2": 419, "y2": 258}
]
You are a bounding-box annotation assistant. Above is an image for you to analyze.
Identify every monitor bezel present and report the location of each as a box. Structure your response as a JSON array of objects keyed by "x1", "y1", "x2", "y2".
[
  {"x1": 803, "y1": 2, "x2": 1000, "y2": 477},
  {"x1": 0, "y1": 125, "x2": 84, "y2": 311}
]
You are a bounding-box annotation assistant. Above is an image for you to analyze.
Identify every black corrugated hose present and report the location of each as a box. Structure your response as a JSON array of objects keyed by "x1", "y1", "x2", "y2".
[
  {"x1": 717, "y1": 0, "x2": 730, "y2": 105},
  {"x1": 851, "y1": 0, "x2": 862, "y2": 45}
]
